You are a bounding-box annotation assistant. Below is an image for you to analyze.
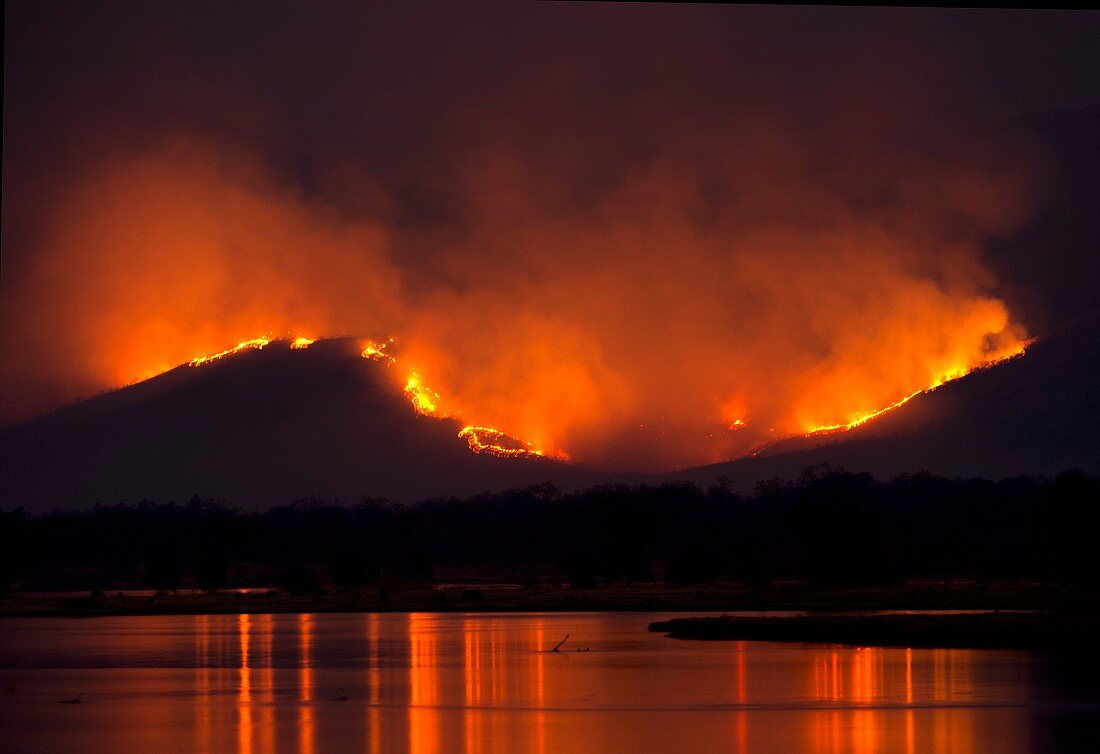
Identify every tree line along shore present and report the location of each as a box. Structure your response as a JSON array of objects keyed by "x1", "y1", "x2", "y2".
[{"x1": 2, "y1": 467, "x2": 1098, "y2": 634}]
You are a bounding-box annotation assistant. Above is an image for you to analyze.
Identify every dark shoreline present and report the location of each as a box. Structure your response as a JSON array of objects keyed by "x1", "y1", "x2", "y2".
[
  {"x1": 1, "y1": 581, "x2": 1095, "y2": 621},
  {"x1": 648, "y1": 612, "x2": 1100, "y2": 650}
]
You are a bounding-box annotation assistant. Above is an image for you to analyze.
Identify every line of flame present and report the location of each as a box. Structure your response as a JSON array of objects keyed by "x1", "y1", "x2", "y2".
[
  {"x1": 458, "y1": 425, "x2": 544, "y2": 458},
  {"x1": 188, "y1": 331, "x2": 1030, "y2": 462},
  {"x1": 358, "y1": 339, "x2": 545, "y2": 458},
  {"x1": 804, "y1": 342, "x2": 1029, "y2": 436},
  {"x1": 189, "y1": 337, "x2": 271, "y2": 366}
]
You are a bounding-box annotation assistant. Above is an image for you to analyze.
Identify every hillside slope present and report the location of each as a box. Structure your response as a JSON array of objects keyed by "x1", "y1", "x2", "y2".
[
  {"x1": 666, "y1": 313, "x2": 1100, "y2": 490},
  {"x1": 0, "y1": 339, "x2": 603, "y2": 511}
]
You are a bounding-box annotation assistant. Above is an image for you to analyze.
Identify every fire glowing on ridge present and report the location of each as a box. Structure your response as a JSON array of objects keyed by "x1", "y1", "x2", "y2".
[
  {"x1": 189, "y1": 337, "x2": 271, "y2": 366},
  {"x1": 357, "y1": 337, "x2": 546, "y2": 459},
  {"x1": 151, "y1": 311, "x2": 1032, "y2": 467},
  {"x1": 157, "y1": 303, "x2": 1029, "y2": 466},
  {"x1": 803, "y1": 340, "x2": 1029, "y2": 436}
]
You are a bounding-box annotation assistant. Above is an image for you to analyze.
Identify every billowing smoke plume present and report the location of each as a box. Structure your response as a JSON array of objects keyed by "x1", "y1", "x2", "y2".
[{"x1": 1, "y1": 4, "x2": 1044, "y2": 470}]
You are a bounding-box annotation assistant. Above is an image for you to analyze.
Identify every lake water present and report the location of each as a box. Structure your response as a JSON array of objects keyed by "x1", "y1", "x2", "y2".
[{"x1": 1, "y1": 611, "x2": 1097, "y2": 753}]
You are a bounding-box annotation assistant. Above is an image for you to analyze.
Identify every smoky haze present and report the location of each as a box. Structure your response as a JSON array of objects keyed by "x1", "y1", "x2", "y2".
[{"x1": 3, "y1": 3, "x2": 1095, "y2": 471}]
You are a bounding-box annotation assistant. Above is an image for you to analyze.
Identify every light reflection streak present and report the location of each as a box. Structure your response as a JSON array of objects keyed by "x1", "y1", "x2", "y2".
[
  {"x1": 735, "y1": 640, "x2": 747, "y2": 754},
  {"x1": 535, "y1": 619, "x2": 546, "y2": 754},
  {"x1": 234, "y1": 613, "x2": 275, "y2": 754},
  {"x1": 367, "y1": 613, "x2": 381, "y2": 754},
  {"x1": 491, "y1": 620, "x2": 503, "y2": 708},
  {"x1": 463, "y1": 616, "x2": 483, "y2": 754},
  {"x1": 802, "y1": 645, "x2": 992, "y2": 754},
  {"x1": 299, "y1": 614, "x2": 315, "y2": 754},
  {"x1": 179, "y1": 615, "x2": 1016, "y2": 753},
  {"x1": 197, "y1": 615, "x2": 211, "y2": 752},
  {"x1": 255, "y1": 614, "x2": 275, "y2": 754},
  {"x1": 852, "y1": 708, "x2": 875, "y2": 754},
  {"x1": 906, "y1": 648, "x2": 915, "y2": 754},
  {"x1": 238, "y1": 614, "x2": 252, "y2": 754},
  {"x1": 408, "y1": 613, "x2": 440, "y2": 754}
]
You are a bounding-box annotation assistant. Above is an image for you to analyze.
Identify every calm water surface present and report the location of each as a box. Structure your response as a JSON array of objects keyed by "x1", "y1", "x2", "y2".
[{"x1": 1, "y1": 611, "x2": 1098, "y2": 753}]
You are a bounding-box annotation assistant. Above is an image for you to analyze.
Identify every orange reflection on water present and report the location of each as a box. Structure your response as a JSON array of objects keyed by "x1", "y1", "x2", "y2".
[
  {"x1": 463, "y1": 616, "x2": 483, "y2": 754},
  {"x1": 238, "y1": 614, "x2": 251, "y2": 754},
  {"x1": 196, "y1": 615, "x2": 212, "y2": 751},
  {"x1": 258, "y1": 615, "x2": 275, "y2": 754},
  {"x1": 457, "y1": 614, "x2": 552, "y2": 754},
  {"x1": 233, "y1": 614, "x2": 275, "y2": 754},
  {"x1": 409, "y1": 613, "x2": 440, "y2": 754},
  {"x1": 463, "y1": 616, "x2": 479, "y2": 702},
  {"x1": 299, "y1": 614, "x2": 315, "y2": 754},
  {"x1": 534, "y1": 619, "x2": 546, "y2": 754},
  {"x1": 167, "y1": 614, "x2": 1034, "y2": 753},
  {"x1": 802, "y1": 644, "x2": 989, "y2": 754},
  {"x1": 905, "y1": 648, "x2": 915, "y2": 754},
  {"x1": 735, "y1": 641, "x2": 747, "y2": 754},
  {"x1": 367, "y1": 613, "x2": 382, "y2": 754}
]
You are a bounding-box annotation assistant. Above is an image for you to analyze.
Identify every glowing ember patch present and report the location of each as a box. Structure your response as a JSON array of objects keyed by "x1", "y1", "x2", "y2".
[
  {"x1": 360, "y1": 338, "x2": 396, "y2": 364},
  {"x1": 459, "y1": 426, "x2": 543, "y2": 458},
  {"x1": 404, "y1": 371, "x2": 443, "y2": 416},
  {"x1": 189, "y1": 337, "x2": 271, "y2": 366},
  {"x1": 728, "y1": 418, "x2": 746, "y2": 429},
  {"x1": 804, "y1": 343, "x2": 1029, "y2": 436},
  {"x1": 290, "y1": 337, "x2": 315, "y2": 350}
]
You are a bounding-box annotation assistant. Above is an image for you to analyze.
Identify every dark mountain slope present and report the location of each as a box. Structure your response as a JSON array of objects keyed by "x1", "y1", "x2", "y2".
[
  {"x1": 0, "y1": 339, "x2": 603, "y2": 511},
  {"x1": 666, "y1": 312, "x2": 1100, "y2": 491},
  {"x1": 2, "y1": 317, "x2": 1096, "y2": 511}
]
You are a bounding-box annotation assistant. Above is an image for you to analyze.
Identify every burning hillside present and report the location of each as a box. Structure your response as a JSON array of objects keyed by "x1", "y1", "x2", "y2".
[
  {"x1": 0, "y1": 321, "x2": 1091, "y2": 514},
  {"x1": 185, "y1": 335, "x2": 546, "y2": 460},
  {"x1": 358, "y1": 339, "x2": 546, "y2": 458},
  {"x1": 177, "y1": 327, "x2": 1026, "y2": 466},
  {"x1": 0, "y1": 4, "x2": 1048, "y2": 471},
  {"x1": 0, "y1": 338, "x2": 601, "y2": 510}
]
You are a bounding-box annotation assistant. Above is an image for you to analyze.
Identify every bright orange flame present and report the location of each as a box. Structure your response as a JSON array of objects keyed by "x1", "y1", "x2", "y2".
[
  {"x1": 458, "y1": 425, "x2": 544, "y2": 458},
  {"x1": 395, "y1": 365, "x2": 560, "y2": 459},
  {"x1": 404, "y1": 371, "x2": 443, "y2": 417},
  {"x1": 803, "y1": 340, "x2": 1029, "y2": 435},
  {"x1": 290, "y1": 337, "x2": 315, "y2": 350},
  {"x1": 360, "y1": 338, "x2": 396, "y2": 365},
  {"x1": 189, "y1": 337, "x2": 271, "y2": 367},
  {"x1": 363, "y1": 337, "x2": 549, "y2": 458}
]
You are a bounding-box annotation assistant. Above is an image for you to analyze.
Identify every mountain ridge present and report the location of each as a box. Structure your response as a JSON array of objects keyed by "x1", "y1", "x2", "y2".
[{"x1": 2, "y1": 313, "x2": 1097, "y2": 512}]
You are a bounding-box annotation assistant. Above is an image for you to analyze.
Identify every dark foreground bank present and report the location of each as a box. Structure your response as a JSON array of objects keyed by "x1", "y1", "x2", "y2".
[
  {"x1": 2, "y1": 579, "x2": 1095, "y2": 618},
  {"x1": 649, "y1": 612, "x2": 1100, "y2": 650}
]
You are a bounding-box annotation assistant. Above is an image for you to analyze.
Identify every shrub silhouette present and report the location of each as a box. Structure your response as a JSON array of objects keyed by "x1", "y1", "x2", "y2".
[
  {"x1": 327, "y1": 548, "x2": 379, "y2": 590},
  {"x1": 1, "y1": 471, "x2": 1094, "y2": 591},
  {"x1": 277, "y1": 564, "x2": 324, "y2": 595}
]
